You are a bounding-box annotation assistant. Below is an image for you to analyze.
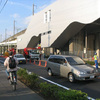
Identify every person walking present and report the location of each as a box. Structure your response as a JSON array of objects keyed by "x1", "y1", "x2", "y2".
[
  {"x1": 94, "y1": 52, "x2": 98, "y2": 69},
  {"x1": 4, "y1": 51, "x2": 18, "y2": 79}
]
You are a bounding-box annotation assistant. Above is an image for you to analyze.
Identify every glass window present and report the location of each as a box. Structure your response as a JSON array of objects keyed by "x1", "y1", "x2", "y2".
[
  {"x1": 47, "y1": 10, "x2": 51, "y2": 22},
  {"x1": 66, "y1": 57, "x2": 85, "y2": 65},
  {"x1": 56, "y1": 58, "x2": 65, "y2": 64},
  {"x1": 16, "y1": 55, "x2": 24, "y2": 58},
  {"x1": 49, "y1": 57, "x2": 65, "y2": 64},
  {"x1": 29, "y1": 50, "x2": 39, "y2": 54},
  {"x1": 44, "y1": 12, "x2": 47, "y2": 23}
]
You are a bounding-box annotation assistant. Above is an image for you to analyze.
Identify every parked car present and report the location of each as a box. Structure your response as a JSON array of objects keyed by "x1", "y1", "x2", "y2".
[
  {"x1": 46, "y1": 55, "x2": 100, "y2": 82},
  {"x1": 14, "y1": 54, "x2": 26, "y2": 64}
]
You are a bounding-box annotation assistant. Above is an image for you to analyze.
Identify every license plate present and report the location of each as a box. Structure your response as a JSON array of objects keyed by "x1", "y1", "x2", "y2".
[
  {"x1": 90, "y1": 75, "x2": 94, "y2": 78},
  {"x1": 20, "y1": 61, "x2": 22, "y2": 63}
]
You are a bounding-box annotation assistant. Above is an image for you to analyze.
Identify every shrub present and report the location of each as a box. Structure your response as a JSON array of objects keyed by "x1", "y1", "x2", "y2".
[
  {"x1": 85, "y1": 61, "x2": 100, "y2": 66},
  {"x1": 39, "y1": 82, "x2": 59, "y2": 98},
  {"x1": 85, "y1": 61, "x2": 95, "y2": 65},
  {"x1": 17, "y1": 68, "x2": 28, "y2": 78},
  {"x1": 39, "y1": 82, "x2": 88, "y2": 100},
  {"x1": 17, "y1": 68, "x2": 39, "y2": 88},
  {"x1": 26, "y1": 73, "x2": 39, "y2": 88},
  {"x1": 56, "y1": 90, "x2": 88, "y2": 100}
]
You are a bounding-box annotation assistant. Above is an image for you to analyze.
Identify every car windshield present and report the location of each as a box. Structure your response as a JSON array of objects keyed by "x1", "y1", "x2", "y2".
[
  {"x1": 29, "y1": 50, "x2": 39, "y2": 54},
  {"x1": 16, "y1": 55, "x2": 24, "y2": 58},
  {"x1": 66, "y1": 57, "x2": 85, "y2": 65}
]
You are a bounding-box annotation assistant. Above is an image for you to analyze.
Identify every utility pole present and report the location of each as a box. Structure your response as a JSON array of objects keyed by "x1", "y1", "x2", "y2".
[
  {"x1": 13, "y1": 20, "x2": 15, "y2": 35},
  {"x1": 33, "y1": 0, "x2": 37, "y2": 15},
  {"x1": 33, "y1": 4, "x2": 34, "y2": 15},
  {"x1": 5, "y1": 29, "x2": 7, "y2": 40}
]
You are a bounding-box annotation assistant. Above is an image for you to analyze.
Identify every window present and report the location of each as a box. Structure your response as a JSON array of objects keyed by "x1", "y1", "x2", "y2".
[
  {"x1": 44, "y1": 10, "x2": 51, "y2": 23},
  {"x1": 66, "y1": 57, "x2": 85, "y2": 65},
  {"x1": 44, "y1": 12, "x2": 47, "y2": 23},
  {"x1": 47, "y1": 10, "x2": 51, "y2": 22},
  {"x1": 49, "y1": 57, "x2": 65, "y2": 64}
]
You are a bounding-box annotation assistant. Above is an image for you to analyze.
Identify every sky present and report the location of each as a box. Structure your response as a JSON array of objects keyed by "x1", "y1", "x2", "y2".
[{"x1": 0, "y1": 0, "x2": 56, "y2": 41}]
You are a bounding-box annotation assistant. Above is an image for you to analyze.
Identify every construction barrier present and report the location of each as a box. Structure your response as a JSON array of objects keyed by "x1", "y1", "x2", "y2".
[
  {"x1": 25, "y1": 58, "x2": 32, "y2": 64},
  {"x1": 0, "y1": 56, "x2": 7, "y2": 58},
  {"x1": 33, "y1": 60, "x2": 47, "y2": 67}
]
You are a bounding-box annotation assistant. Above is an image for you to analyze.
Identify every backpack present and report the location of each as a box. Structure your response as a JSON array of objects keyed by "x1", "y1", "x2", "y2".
[{"x1": 9, "y1": 57, "x2": 16, "y2": 69}]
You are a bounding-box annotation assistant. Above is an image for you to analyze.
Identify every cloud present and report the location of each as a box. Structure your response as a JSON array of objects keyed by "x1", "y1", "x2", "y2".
[
  {"x1": 39, "y1": 4, "x2": 48, "y2": 10},
  {"x1": 8, "y1": 1, "x2": 32, "y2": 10},
  {"x1": 10, "y1": 13, "x2": 20, "y2": 19},
  {"x1": 23, "y1": 15, "x2": 33, "y2": 25},
  {"x1": 35, "y1": 0, "x2": 57, "y2": 13}
]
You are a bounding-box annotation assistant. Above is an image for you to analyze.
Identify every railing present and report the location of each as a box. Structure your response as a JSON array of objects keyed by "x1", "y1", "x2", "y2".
[{"x1": 60, "y1": 51, "x2": 96, "y2": 61}]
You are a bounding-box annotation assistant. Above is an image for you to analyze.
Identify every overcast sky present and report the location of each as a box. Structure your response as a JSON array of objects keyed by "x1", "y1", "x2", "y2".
[{"x1": 0, "y1": 0, "x2": 56, "y2": 41}]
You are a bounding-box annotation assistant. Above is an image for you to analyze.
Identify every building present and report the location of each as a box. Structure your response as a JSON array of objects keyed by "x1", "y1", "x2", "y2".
[
  {"x1": 0, "y1": 29, "x2": 26, "y2": 55},
  {"x1": 16, "y1": 0, "x2": 100, "y2": 59}
]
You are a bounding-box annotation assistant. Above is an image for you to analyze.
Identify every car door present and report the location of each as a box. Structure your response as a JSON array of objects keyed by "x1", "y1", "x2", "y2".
[
  {"x1": 47, "y1": 57, "x2": 60, "y2": 75},
  {"x1": 60, "y1": 58, "x2": 70, "y2": 78}
]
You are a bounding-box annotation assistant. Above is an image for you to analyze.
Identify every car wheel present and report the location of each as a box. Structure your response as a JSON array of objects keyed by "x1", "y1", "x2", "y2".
[
  {"x1": 47, "y1": 68, "x2": 53, "y2": 76},
  {"x1": 68, "y1": 73, "x2": 75, "y2": 83}
]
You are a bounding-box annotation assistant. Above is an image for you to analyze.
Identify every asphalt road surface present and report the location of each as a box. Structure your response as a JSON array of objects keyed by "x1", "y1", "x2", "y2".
[{"x1": 1, "y1": 57, "x2": 100, "y2": 99}]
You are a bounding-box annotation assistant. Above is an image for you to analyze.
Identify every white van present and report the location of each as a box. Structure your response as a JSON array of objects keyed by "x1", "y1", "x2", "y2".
[{"x1": 29, "y1": 49, "x2": 40, "y2": 60}]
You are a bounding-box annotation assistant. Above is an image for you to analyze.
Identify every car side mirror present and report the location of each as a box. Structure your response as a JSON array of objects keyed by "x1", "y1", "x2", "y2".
[{"x1": 63, "y1": 61, "x2": 67, "y2": 66}]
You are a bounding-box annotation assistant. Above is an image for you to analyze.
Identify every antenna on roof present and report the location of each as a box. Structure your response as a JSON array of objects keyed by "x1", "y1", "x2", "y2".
[{"x1": 33, "y1": 1, "x2": 37, "y2": 15}]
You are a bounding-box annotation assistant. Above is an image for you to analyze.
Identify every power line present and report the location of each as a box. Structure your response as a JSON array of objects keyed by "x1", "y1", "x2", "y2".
[
  {"x1": 0, "y1": 0, "x2": 2, "y2": 5},
  {"x1": 0, "y1": 0, "x2": 8, "y2": 14}
]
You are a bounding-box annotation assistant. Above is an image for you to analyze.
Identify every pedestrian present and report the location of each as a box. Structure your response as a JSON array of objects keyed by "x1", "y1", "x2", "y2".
[
  {"x1": 94, "y1": 52, "x2": 98, "y2": 69},
  {"x1": 4, "y1": 51, "x2": 18, "y2": 79}
]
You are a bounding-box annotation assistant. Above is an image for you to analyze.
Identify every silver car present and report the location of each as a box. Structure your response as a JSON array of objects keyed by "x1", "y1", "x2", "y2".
[
  {"x1": 14, "y1": 54, "x2": 26, "y2": 64},
  {"x1": 46, "y1": 55, "x2": 100, "y2": 82}
]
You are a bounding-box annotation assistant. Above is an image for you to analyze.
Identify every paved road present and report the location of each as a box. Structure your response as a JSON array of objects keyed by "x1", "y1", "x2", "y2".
[
  {"x1": 1, "y1": 57, "x2": 100, "y2": 99},
  {"x1": 0, "y1": 63, "x2": 44, "y2": 100}
]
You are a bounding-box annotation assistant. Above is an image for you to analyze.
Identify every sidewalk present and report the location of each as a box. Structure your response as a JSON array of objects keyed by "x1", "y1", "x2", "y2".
[{"x1": 0, "y1": 64, "x2": 44, "y2": 100}]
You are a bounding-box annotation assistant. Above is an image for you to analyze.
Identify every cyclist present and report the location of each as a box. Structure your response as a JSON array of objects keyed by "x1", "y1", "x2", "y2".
[{"x1": 4, "y1": 51, "x2": 18, "y2": 79}]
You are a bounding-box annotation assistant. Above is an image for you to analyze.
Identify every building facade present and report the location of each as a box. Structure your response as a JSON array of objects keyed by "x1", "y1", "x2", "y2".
[{"x1": 17, "y1": 0, "x2": 100, "y2": 59}]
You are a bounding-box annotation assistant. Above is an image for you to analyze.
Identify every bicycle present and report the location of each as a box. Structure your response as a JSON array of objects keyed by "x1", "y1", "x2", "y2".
[{"x1": 9, "y1": 71, "x2": 17, "y2": 91}]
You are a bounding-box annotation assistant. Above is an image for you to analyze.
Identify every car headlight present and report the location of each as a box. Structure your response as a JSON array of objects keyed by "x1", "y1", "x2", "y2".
[{"x1": 77, "y1": 71, "x2": 86, "y2": 75}]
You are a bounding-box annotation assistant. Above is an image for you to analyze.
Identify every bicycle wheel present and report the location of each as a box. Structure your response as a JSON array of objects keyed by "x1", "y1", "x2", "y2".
[
  {"x1": 12, "y1": 82, "x2": 16, "y2": 91},
  {"x1": 9, "y1": 79, "x2": 12, "y2": 85}
]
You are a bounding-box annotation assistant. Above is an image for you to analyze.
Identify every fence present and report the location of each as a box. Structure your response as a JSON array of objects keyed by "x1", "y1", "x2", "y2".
[{"x1": 60, "y1": 51, "x2": 95, "y2": 61}]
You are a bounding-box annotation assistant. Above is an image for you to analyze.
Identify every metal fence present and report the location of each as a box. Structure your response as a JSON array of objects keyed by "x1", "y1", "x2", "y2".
[{"x1": 60, "y1": 51, "x2": 95, "y2": 61}]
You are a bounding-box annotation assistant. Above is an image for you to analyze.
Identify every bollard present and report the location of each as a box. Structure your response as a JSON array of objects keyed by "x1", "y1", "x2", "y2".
[
  {"x1": 34, "y1": 60, "x2": 35, "y2": 65},
  {"x1": 45, "y1": 61, "x2": 47, "y2": 67},
  {"x1": 38, "y1": 60, "x2": 41, "y2": 66},
  {"x1": 30, "y1": 59, "x2": 31, "y2": 63}
]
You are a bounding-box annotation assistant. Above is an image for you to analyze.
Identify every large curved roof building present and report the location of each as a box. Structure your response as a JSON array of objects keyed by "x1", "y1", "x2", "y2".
[{"x1": 17, "y1": 0, "x2": 100, "y2": 58}]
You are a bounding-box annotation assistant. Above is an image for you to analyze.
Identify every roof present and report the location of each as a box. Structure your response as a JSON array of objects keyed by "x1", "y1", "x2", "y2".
[{"x1": 17, "y1": 0, "x2": 100, "y2": 49}]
